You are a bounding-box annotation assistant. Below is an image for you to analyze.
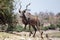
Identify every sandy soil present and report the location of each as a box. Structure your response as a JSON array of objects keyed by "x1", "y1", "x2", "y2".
[{"x1": 0, "y1": 30, "x2": 60, "y2": 40}]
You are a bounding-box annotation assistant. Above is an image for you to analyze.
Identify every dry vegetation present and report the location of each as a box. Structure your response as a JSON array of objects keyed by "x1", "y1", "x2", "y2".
[
  {"x1": 0, "y1": 0, "x2": 60, "y2": 40},
  {"x1": 0, "y1": 30, "x2": 60, "y2": 40}
]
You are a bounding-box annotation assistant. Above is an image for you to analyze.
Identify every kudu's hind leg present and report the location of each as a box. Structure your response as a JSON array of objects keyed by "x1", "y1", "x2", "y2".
[
  {"x1": 32, "y1": 26, "x2": 37, "y2": 37},
  {"x1": 41, "y1": 31, "x2": 43, "y2": 39},
  {"x1": 36, "y1": 23, "x2": 43, "y2": 39}
]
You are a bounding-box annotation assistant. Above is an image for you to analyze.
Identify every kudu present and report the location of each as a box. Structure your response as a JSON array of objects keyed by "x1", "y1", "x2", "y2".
[
  {"x1": 19, "y1": 3, "x2": 43, "y2": 38},
  {"x1": 19, "y1": 3, "x2": 31, "y2": 30}
]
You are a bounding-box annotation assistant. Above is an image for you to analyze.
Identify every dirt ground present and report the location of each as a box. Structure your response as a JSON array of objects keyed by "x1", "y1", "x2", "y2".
[{"x1": 0, "y1": 30, "x2": 60, "y2": 40}]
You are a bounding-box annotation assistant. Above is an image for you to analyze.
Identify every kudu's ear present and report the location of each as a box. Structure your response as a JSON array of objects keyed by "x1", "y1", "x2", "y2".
[
  {"x1": 19, "y1": 10, "x2": 21, "y2": 13},
  {"x1": 22, "y1": 9, "x2": 26, "y2": 13}
]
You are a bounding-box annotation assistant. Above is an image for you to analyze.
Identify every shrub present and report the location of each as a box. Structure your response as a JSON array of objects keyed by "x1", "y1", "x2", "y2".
[
  {"x1": 57, "y1": 24, "x2": 60, "y2": 28},
  {"x1": 41, "y1": 27, "x2": 49, "y2": 31},
  {"x1": 41, "y1": 24, "x2": 56, "y2": 31},
  {"x1": 25, "y1": 26, "x2": 34, "y2": 32},
  {"x1": 14, "y1": 25, "x2": 23, "y2": 32},
  {"x1": 48, "y1": 24, "x2": 56, "y2": 30}
]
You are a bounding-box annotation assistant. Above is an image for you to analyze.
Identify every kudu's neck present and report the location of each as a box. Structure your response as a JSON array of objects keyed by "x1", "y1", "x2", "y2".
[{"x1": 22, "y1": 13, "x2": 28, "y2": 22}]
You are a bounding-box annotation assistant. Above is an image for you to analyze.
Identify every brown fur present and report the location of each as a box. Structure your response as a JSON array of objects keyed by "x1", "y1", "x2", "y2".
[
  {"x1": 26, "y1": 13, "x2": 41, "y2": 37},
  {"x1": 19, "y1": 9, "x2": 43, "y2": 37},
  {"x1": 19, "y1": 3, "x2": 43, "y2": 37}
]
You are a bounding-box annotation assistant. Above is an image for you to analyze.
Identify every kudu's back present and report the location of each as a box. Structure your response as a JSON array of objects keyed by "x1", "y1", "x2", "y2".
[{"x1": 25, "y1": 12, "x2": 40, "y2": 26}]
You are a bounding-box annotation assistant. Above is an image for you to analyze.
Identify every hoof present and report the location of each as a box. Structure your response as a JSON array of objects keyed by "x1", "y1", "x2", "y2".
[
  {"x1": 29, "y1": 34, "x2": 31, "y2": 37},
  {"x1": 33, "y1": 35, "x2": 35, "y2": 37},
  {"x1": 31, "y1": 32, "x2": 33, "y2": 34},
  {"x1": 29, "y1": 35, "x2": 31, "y2": 37}
]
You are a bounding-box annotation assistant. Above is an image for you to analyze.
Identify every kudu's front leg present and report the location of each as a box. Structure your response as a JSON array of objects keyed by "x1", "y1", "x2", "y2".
[
  {"x1": 23, "y1": 24, "x2": 27, "y2": 31},
  {"x1": 29, "y1": 25, "x2": 33, "y2": 36},
  {"x1": 32, "y1": 25, "x2": 37, "y2": 37}
]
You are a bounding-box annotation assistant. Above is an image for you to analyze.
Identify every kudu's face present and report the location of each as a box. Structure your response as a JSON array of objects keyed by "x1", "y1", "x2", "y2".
[
  {"x1": 19, "y1": 9, "x2": 26, "y2": 18},
  {"x1": 19, "y1": 3, "x2": 31, "y2": 18}
]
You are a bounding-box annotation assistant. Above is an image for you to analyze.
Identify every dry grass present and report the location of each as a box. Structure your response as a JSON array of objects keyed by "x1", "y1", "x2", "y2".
[
  {"x1": 0, "y1": 32, "x2": 41, "y2": 40},
  {"x1": 48, "y1": 32, "x2": 60, "y2": 38},
  {"x1": 0, "y1": 30, "x2": 60, "y2": 40}
]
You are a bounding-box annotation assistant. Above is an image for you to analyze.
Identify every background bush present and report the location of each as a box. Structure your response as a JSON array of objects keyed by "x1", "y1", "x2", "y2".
[
  {"x1": 48, "y1": 24, "x2": 56, "y2": 30},
  {"x1": 41, "y1": 24, "x2": 57, "y2": 31},
  {"x1": 41, "y1": 27, "x2": 49, "y2": 31},
  {"x1": 14, "y1": 25, "x2": 34, "y2": 32},
  {"x1": 14, "y1": 25, "x2": 23, "y2": 32}
]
